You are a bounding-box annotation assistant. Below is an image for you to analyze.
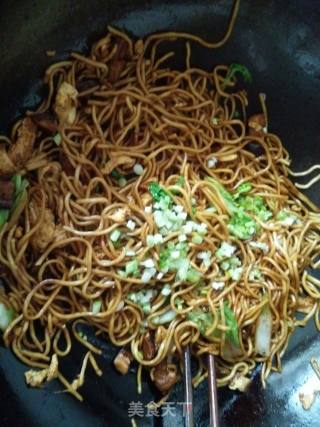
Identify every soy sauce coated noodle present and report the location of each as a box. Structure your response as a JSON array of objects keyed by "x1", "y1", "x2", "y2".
[{"x1": 1, "y1": 0, "x2": 320, "y2": 400}]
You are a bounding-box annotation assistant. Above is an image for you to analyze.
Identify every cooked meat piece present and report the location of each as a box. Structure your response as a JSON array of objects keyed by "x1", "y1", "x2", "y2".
[
  {"x1": 31, "y1": 111, "x2": 58, "y2": 133},
  {"x1": 0, "y1": 146, "x2": 16, "y2": 177},
  {"x1": 142, "y1": 332, "x2": 156, "y2": 361},
  {"x1": 8, "y1": 118, "x2": 37, "y2": 170},
  {"x1": 108, "y1": 207, "x2": 131, "y2": 223},
  {"x1": 0, "y1": 180, "x2": 14, "y2": 208},
  {"x1": 108, "y1": 38, "x2": 131, "y2": 83},
  {"x1": 54, "y1": 82, "x2": 78, "y2": 126},
  {"x1": 114, "y1": 348, "x2": 132, "y2": 375},
  {"x1": 152, "y1": 361, "x2": 178, "y2": 394},
  {"x1": 102, "y1": 155, "x2": 134, "y2": 174},
  {"x1": 109, "y1": 60, "x2": 126, "y2": 83},
  {"x1": 248, "y1": 114, "x2": 267, "y2": 137},
  {"x1": 25, "y1": 368, "x2": 48, "y2": 387},
  {"x1": 30, "y1": 203, "x2": 56, "y2": 252}
]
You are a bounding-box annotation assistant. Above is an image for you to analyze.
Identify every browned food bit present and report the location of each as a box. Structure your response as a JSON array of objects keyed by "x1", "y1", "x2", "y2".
[
  {"x1": 152, "y1": 360, "x2": 178, "y2": 393},
  {"x1": 0, "y1": 146, "x2": 16, "y2": 177},
  {"x1": 0, "y1": 180, "x2": 15, "y2": 209},
  {"x1": 248, "y1": 113, "x2": 267, "y2": 137},
  {"x1": 102, "y1": 155, "x2": 134, "y2": 174},
  {"x1": 30, "y1": 111, "x2": 58, "y2": 133},
  {"x1": 29, "y1": 200, "x2": 56, "y2": 252},
  {"x1": 108, "y1": 38, "x2": 131, "y2": 83},
  {"x1": 142, "y1": 331, "x2": 156, "y2": 361},
  {"x1": 8, "y1": 118, "x2": 37, "y2": 169},
  {"x1": 54, "y1": 82, "x2": 78, "y2": 126},
  {"x1": 114, "y1": 348, "x2": 133, "y2": 375}
]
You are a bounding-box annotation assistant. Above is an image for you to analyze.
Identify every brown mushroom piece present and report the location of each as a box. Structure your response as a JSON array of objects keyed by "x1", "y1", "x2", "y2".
[
  {"x1": 31, "y1": 111, "x2": 58, "y2": 133},
  {"x1": 142, "y1": 331, "x2": 156, "y2": 361},
  {"x1": 152, "y1": 360, "x2": 178, "y2": 394},
  {"x1": 248, "y1": 114, "x2": 267, "y2": 137},
  {"x1": 108, "y1": 38, "x2": 131, "y2": 83},
  {"x1": 114, "y1": 348, "x2": 133, "y2": 375},
  {"x1": 9, "y1": 118, "x2": 37, "y2": 170}
]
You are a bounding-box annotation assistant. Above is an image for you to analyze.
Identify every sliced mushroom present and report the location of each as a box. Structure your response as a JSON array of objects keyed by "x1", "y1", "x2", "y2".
[{"x1": 142, "y1": 332, "x2": 156, "y2": 361}]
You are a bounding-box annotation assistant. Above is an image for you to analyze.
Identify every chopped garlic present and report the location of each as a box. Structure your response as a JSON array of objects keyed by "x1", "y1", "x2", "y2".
[
  {"x1": 249, "y1": 241, "x2": 269, "y2": 253},
  {"x1": 207, "y1": 157, "x2": 218, "y2": 168},
  {"x1": 144, "y1": 205, "x2": 152, "y2": 214},
  {"x1": 126, "y1": 219, "x2": 136, "y2": 231},
  {"x1": 133, "y1": 163, "x2": 144, "y2": 175},
  {"x1": 211, "y1": 281, "x2": 225, "y2": 290},
  {"x1": 141, "y1": 258, "x2": 155, "y2": 268}
]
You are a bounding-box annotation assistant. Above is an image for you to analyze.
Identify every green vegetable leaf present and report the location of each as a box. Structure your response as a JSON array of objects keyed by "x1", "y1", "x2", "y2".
[
  {"x1": 176, "y1": 176, "x2": 185, "y2": 187},
  {"x1": 228, "y1": 211, "x2": 260, "y2": 240},
  {"x1": 237, "y1": 195, "x2": 272, "y2": 222},
  {"x1": 233, "y1": 183, "x2": 252, "y2": 200},
  {"x1": 225, "y1": 63, "x2": 252, "y2": 85},
  {"x1": 223, "y1": 303, "x2": 240, "y2": 346},
  {"x1": 205, "y1": 177, "x2": 238, "y2": 214},
  {"x1": 187, "y1": 310, "x2": 213, "y2": 336},
  {"x1": 148, "y1": 182, "x2": 171, "y2": 204},
  {"x1": 0, "y1": 210, "x2": 10, "y2": 229}
]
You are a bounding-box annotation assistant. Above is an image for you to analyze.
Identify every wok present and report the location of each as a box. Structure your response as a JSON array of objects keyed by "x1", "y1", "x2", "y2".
[{"x1": 0, "y1": 1, "x2": 320, "y2": 426}]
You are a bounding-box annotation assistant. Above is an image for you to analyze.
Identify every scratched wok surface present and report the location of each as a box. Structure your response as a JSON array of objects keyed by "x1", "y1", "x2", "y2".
[{"x1": 0, "y1": 1, "x2": 320, "y2": 426}]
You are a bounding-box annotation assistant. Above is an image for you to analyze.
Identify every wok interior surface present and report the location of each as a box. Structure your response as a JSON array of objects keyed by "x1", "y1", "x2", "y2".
[{"x1": 0, "y1": 1, "x2": 320, "y2": 426}]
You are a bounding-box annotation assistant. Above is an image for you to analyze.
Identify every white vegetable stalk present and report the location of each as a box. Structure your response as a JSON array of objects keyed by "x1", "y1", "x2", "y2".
[{"x1": 255, "y1": 305, "x2": 272, "y2": 356}]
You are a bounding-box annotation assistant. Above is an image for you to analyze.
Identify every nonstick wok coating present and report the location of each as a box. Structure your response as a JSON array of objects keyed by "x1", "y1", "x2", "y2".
[{"x1": 0, "y1": 1, "x2": 320, "y2": 426}]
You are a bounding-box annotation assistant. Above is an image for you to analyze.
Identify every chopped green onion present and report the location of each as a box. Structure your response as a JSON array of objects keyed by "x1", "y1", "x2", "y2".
[
  {"x1": 233, "y1": 182, "x2": 252, "y2": 199},
  {"x1": 192, "y1": 234, "x2": 203, "y2": 245},
  {"x1": 152, "y1": 310, "x2": 176, "y2": 325},
  {"x1": 225, "y1": 63, "x2": 252, "y2": 85},
  {"x1": 125, "y1": 259, "x2": 139, "y2": 277},
  {"x1": 118, "y1": 177, "x2": 127, "y2": 187},
  {"x1": 110, "y1": 229, "x2": 121, "y2": 242},
  {"x1": 176, "y1": 176, "x2": 185, "y2": 187},
  {"x1": 161, "y1": 284, "x2": 171, "y2": 296},
  {"x1": 53, "y1": 132, "x2": 62, "y2": 145},
  {"x1": 0, "y1": 303, "x2": 15, "y2": 332},
  {"x1": 91, "y1": 299, "x2": 102, "y2": 315},
  {"x1": 228, "y1": 211, "x2": 260, "y2": 240},
  {"x1": 148, "y1": 182, "x2": 171, "y2": 204}
]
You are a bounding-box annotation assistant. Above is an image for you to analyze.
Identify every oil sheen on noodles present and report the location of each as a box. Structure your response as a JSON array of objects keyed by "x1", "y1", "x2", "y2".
[{"x1": 0, "y1": 0, "x2": 320, "y2": 402}]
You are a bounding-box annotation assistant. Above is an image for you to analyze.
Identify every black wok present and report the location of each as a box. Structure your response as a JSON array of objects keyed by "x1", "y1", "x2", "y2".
[{"x1": 0, "y1": 1, "x2": 320, "y2": 426}]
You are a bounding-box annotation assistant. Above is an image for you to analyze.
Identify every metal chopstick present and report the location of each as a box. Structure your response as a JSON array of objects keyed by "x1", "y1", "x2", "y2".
[
  {"x1": 183, "y1": 346, "x2": 194, "y2": 427},
  {"x1": 208, "y1": 354, "x2": 220, "y2": 427}
]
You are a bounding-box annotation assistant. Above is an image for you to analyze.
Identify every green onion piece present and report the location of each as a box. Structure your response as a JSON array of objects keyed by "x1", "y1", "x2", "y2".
[
  {"x1": 223, "y1": 303, "x2": 240, "y2": 346},
  {"x1": 233, "y1": 182, "x2": 252, "y2": 199},
  {"x1": 148, "y1": 182, "x2": 171, "y2": 204},
  {"x1": 0, "y1": 303, "x2": 15, "y2": 332},
  {"x1": 176, "y1": 176, "x2": 185, "y2": 187},
  {"x1": 228, "y1": 211, "x2": 259, "y2": 240},
  {"x1": 192, "y1": 234, "x2": 203, "y2": 245},
  {"x1": 110, "y1": 229, "x2": 121, "y2": 242},
  {"x1": 186, "y1": 267, "x2": 201, "y2": 283},
  {"x1": 205, "y1": 177, "x2": 238, "y2": 214},
  {"x1": 225, "y1": 63, "x2": 252, "y2": 85},
  {"x1": 0, "y1": 210, "x2": 10, "y2": 229},
  {"x1": 53, "y1": 133, "x2": 62, "y2": 145},
  {"x1": 125, "y1": 259, "x2": 139, "y2": 276},
  {"x1": 91, "y1": 299, "x2": 102, "y2": 314}
]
